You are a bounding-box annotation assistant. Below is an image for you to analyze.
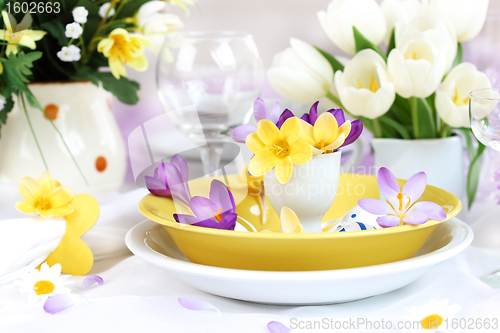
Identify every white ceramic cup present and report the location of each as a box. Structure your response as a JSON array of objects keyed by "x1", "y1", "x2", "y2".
[{"x1": 264, "y1": 152, "x2": 341, "y2": 233}]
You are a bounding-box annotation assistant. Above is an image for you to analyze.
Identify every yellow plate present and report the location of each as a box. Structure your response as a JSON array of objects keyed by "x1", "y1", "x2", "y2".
[{"x1": 138, "y1": 173, "x2": 462, "y2": 271}]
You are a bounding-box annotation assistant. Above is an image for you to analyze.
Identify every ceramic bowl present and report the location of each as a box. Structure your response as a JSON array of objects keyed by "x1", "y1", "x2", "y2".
[{"x1": 138, "y1": 173, "x2": 462, "y2": 271}]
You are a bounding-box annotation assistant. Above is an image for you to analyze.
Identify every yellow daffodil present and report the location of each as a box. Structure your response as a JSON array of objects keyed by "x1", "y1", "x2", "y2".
[
  {"x1": 15, "y1": 171, "x2": 74, "y2": 217},
  {"x1": 0, "y1": 11, "x2": 46, "y2": 55},
  {"x1": 247, "y1": 117, "x2": 312, "y2": 184},
  {"x1": 261, "y1": 207, "x2": 305, "y2": 233},
  {"x1": 97, "y1": 28, "x2": 150, "y2": 79},
  {"x1": 299, "y1": 112, "x2": 351, "y2": 156}
]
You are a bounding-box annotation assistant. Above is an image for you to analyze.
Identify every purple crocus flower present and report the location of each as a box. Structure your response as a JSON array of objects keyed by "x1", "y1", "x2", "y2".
[
  {"x1": 145, "y1": 154, "x2": 191, "y2": 205},
  {"x1": 232, "y1": 98, "x2": 291, "y2": 143},
  {"x1": 300, "y1": 101, "x2": 363, "y2": 149},
  {"x1": 358, "y1": 168, "x2": 446, "y2": 228},
  {"x1": 174, "y1": 179, "x2": 237, "y2": 230}
]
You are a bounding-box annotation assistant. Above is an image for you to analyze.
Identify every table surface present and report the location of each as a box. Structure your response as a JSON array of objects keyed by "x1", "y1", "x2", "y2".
[{"x1": 1, "y1": 163, "x2": 500, "y2": 333}]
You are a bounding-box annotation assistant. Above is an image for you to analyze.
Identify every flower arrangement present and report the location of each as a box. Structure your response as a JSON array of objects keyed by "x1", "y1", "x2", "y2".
[
  {"x1": 267, "y1": 0, "x2": 491, "y2": 206},
  {"x1": 0, "y1": 0, "x2": 193, "y2": 138},
  {"x1": 232, "y1": 98, "x2": 363, "y2": 184}
]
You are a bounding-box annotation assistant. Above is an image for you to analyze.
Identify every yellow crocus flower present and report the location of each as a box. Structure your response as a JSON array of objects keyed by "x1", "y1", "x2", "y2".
[
  {"x1": 299, "y1": 112, "x2": 351, "y2": 156},
  {"x1": 261, "y1": 207, "x2": 305, "y2": 233},
  {"x1": 0, "y1": 11, "x2": 46, "y2": 55},
  {"x1": 15, "y1": 171, "x2": 74, "y2": 217},
  {"x1": 247, "y1": 117, "x2": 312, "y2": 184},
  {"x1": 97, "y1": 28, "x2": 150, "y2": 79}
]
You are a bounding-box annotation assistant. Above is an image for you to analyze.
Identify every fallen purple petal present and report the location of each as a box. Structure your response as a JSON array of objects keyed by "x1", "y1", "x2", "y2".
[
  {"x1": 178, "y1": 297, "x2": 221, "y2": 315},
  {"x1": 43, "y1": 294, "x2": 86, "y2": 314},
  {"x1": 82, "y1": 275, "x2": 103, "y2": 289},
  {"x1": 267, "y1": 321, "x2": 291, "y2": 333}
]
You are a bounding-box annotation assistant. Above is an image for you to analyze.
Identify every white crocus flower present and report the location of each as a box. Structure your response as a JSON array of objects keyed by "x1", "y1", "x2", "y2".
[
  {"x1": 435, "y1": 63, "x2": 492, "y2": 128},
  {"x1": 430, "y1": 0, "x2": 489, "y2": 42},
  {"x1": 65, "y1": 23, "x2": 83, "y2": 39},
  {"x1": 387, "y1": 32, "x2": 447, "y2": 99},
  {"x1": 99, "y1": 3, "x2": 115, "y2": 19},
  {"x1": 335, "y1": 49, "x2": 395, "y2": 119},
  {"x1": 13, "y1": 263, "x2": 72, "y2": 304},
  {"x1": 396, "y1": 14, "x2": 457, "y2": 72},
  {"x1": 57, "y1": 45, "x2": 81, "y2": 62},
  {"x1": 267, "y1": 38, "x2": 334, "y2": 104},
  {"x1": 318, "y1": 0, "x2": 386, "y2": 55},
  {"x1": 72, "y1": 6, "x2": 88, "y2": 24},
  {"x1": 380, "y1": 0, "x2": 424, "y2": 44}
]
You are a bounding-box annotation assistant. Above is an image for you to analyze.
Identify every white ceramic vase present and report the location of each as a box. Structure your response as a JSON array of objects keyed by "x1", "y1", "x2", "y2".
[
  {"x1": 371, "y1": 137, "x2": 464, "y2": 198},
  {"x1": 264, "y1": 152, "x2": 341, "y2": 233},
  {"x1": 0, "y1": 81, "x2": 126, "y2": 192}
]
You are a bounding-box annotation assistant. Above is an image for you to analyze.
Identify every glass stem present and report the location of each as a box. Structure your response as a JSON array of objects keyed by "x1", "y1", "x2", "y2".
[{"x1": 200, "y1": 142, "x2": 224, "y2": 176}]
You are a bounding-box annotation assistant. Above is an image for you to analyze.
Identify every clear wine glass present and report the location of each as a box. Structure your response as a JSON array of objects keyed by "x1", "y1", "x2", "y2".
[
  {"x1": 470, "y1": 87, "x2": 500, "y2": 287},
  {"x1": 156, "y1": 31, "x2": 264, "y2": 175}
]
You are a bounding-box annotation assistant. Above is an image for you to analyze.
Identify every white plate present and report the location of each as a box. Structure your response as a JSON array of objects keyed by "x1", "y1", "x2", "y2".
[{"x1": 125, "y1": 218, "x2": 473, "y2": 305}]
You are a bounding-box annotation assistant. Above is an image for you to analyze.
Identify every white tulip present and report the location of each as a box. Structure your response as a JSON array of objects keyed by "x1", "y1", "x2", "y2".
[
  {"x1": 318, "y1": 0, "x2": 386, "y2": 55},
  {"x1": 268, "y1": 38, "x2": 334, "y2": 104},
  {"x1": 435, "y1": 63, "x2": 492, "y2": 128},
  {"x1": 387, "y1": 31, "x2": 447, "y2": 98},
  {"x1": 334, "y1": 49, "x2": 395, "y2": 119},
  {"x1": 395, "y1": 14, "x2": 457, "y2": 72},
  {"x1": 136, "y1": 1, "x2": 184, "y2": 54},
  {"x1": 430, "y1": 0, "x2": 488, "y2": 42},
  {"x1": 380, "y1": 0, "x2": 424, "y2": 44}
]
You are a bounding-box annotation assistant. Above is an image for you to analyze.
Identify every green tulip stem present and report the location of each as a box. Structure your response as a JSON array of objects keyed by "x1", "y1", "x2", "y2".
[
  {"x1": 372, "y1": 118, "x2": 383, "y2": 138},
  {"x1": 409, "y1": 97, "x2": 419, "y2": 139}
]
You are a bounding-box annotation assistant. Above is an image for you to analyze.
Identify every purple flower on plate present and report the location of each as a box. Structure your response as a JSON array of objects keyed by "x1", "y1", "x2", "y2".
[
  {"x1": 174, "y1": 179, "x2": 237, "y2": 230},
  {"x1": 300, "y1": 101, "x2": 363, "y2": 149},
  {"x1": 358, "y1": 167, "x2": 446, "y2": 228},
  {"x1": 231, "y1": 98, "x2": 287, "y2": 143},
  {"x1": 145, "y1": 154, "x2": 191, "y2": 205}
]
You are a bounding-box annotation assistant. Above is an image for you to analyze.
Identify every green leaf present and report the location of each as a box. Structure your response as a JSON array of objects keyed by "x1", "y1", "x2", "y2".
[
  {"x1": 456, "y1": 128, "x2": 475, "y2": 159},
  {"x1": 117, "y1": 0, "x2": 150, "y2": 19},
  {"x1": 353, "y1": 26, "x2": 386, "y2": 61},
  {"x1": 386, "y1": 28, "x2": 396, "y2": 58},
  {"x1": 89, "y1": 72, "x2": 140, "y2": 105},
  {"x1": 314, "y1": 46, "x2": 344, "y2": 73},
  {"x1": 452, "y1": 43, "x2": 463, "y2": 69},
  {"x1": 0, "y1": 52, "x2": 43, "y2": 109},
  {"x1": 467, "y1": 141, "x2": 486, "y2": 209},
  {"x1": 41, "y1": 20, "x2": 69, "y2": 47},
  {"x1": 379, "y1": 116, "x2": 411, "y2": 139},
  {"x1": 411, "y1": 97, "x2": 437, "y2": 139},
  {"x1": 0, "y1": 95, "x2": 14, "y2": 138}
]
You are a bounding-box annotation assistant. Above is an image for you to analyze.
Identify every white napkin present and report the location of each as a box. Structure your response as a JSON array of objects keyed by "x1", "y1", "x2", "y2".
[{"x1": 0, "y1": 218, "x2": 66, "y2": 282}]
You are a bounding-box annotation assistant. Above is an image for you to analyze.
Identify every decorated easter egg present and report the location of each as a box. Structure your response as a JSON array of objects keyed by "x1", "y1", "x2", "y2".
[{"x1": 328, "y1": 205, "x2": 381, "y2": 232}]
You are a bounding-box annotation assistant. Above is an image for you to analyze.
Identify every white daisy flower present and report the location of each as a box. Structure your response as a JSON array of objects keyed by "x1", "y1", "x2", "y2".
[
  {"x1": 404, "y1": 298, "x2": 461, "y2": 332},
  {"x1": 72, "y1": 6, "x2": 88, "y2": 24},
  {"x1": 65, "y1": 23, "x2": 83, "y2": 39},
  {"x1": 99, "y1": 3, "x2": 115, "y2": 19},
  {"x1": 13, "y1": 263, "x2": 72, "y2": 304}
]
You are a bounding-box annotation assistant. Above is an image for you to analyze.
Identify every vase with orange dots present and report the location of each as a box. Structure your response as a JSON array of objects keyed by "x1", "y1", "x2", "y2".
[{"x1": 0, "y1": 81, "x2": 126, "y2": 192}]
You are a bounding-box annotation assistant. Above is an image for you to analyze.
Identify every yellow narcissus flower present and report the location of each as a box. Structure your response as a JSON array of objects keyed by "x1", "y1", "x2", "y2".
[
  {"x1": 247, "y1": 117, "x2": 312, "y2": 184},
  {"x1": 0, "y1": 11, "x2": 46, "y2": 55},
  {"x1": 299, "y1": 112, "x2": 350, "y2": 156},
  {"x1": 97, "y1": 28, "x2": 150, "y2": 79},
  {"x1": 15, "y1": 171, "x2": 74, "y2": 217}
]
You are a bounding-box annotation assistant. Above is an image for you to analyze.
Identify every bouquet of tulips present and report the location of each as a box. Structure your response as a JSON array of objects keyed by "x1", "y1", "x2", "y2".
[
  {"x1": 0, "y1": 0, "x2": 194, "y2": 138},
  {"x1": 267, "y1": 0, "x2": 491, "y2": 206}
]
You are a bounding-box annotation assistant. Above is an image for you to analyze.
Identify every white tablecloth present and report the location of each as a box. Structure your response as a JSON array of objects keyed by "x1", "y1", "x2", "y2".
[{"x1": 1, "y1": 182, "x2": 500, "y2": 332}]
